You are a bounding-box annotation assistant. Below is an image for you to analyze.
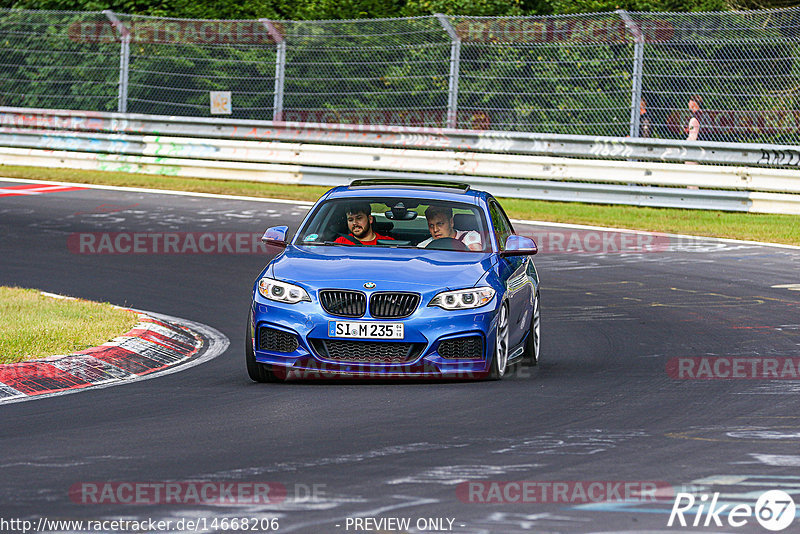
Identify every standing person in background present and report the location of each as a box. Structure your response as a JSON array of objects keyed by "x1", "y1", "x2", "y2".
[
  {"x1": 686, "y1": 95, "x2": 702, "y2": 141},
  {"x1": 685, "y1": 95, "x2": 702, "y2": 166},
  {"x1": 639, "y1": 96, "x2": 651, "y2": 138}
]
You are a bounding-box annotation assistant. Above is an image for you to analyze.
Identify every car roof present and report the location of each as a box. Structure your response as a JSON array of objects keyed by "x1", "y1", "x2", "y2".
[{"x1": 324, "y1": 180, "x2": 487, "y2": 205}]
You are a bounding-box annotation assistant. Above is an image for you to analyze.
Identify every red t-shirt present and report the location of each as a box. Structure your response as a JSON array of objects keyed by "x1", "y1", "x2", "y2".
[{"x1": 334, "y1": 233, "x2": 394, "y2": 246}]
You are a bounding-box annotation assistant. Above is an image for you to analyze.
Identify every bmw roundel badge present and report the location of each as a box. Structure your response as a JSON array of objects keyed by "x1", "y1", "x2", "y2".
[{"x1": 364, "y1": 282, "x2": 376, "y2": 289}]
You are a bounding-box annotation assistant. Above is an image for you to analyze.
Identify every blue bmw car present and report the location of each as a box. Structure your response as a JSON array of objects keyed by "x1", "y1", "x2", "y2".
[{"x1": 246, "y1": 179, "x2": 540, "y2": 381}]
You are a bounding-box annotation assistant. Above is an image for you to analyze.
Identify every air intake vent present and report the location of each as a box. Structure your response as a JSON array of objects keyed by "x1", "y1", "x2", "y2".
[
  {"x1": 438, "y1": 336, "x2": 483, "y2": 360},
  {"x1": 259, "y1": 327, "x2": 299, "y2": 353},
  {"x1": 320, "y1": 290, "x2": 366, "y2": 318},
  {"x1": 369, "y1": 292, "x2": 420, "y2": 318},
  {"x1": 310, "y1": 339, "x2": 423, "y2": 364}
]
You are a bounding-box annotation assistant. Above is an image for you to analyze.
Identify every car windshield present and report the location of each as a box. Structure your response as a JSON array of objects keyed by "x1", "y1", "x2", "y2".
[{"x1": 295, "y1": 197, "x2": 489, "y2": 252}]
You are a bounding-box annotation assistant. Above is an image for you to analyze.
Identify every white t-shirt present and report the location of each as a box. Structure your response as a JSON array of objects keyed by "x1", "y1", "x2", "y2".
[{"x1": 418, "y1": 230, "x2": 482, "y2": 250}]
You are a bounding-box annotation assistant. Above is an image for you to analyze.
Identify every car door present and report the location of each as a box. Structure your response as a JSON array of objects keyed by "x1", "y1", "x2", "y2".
[{"x1": 488, "y1": 199, "x2": 532, "y2": 350}]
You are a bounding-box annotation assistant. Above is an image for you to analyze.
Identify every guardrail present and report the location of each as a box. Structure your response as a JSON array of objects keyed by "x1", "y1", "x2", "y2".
[
  {"x1": 0, "y1": 107, "x2": 798, "y2": 214},
  {"x1": 4, "y1": 106, "x2": 800, "y2": 168}
]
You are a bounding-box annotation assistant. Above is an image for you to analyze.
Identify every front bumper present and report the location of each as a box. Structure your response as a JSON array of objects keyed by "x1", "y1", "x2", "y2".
[{"x1": 250, "y1": 297, "x2": 498, "y2": 379}]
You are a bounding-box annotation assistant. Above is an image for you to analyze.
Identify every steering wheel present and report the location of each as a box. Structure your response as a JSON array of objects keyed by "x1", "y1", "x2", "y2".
[
  {"x1": 336, "y1": 233, "x2": 363, "y2": 246},
  {"x1": 425, "y1": 237, "x2": 469, "y2": 251}
]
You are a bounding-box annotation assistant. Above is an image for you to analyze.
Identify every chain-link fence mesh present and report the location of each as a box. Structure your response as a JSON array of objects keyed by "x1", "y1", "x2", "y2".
[
  {"x1": 118, "y1": 14, "x2": 280, "y2": 118},
  {"x1": 279, "y1": 17, "x2": 450, "y2": 127},
  {"x1": 1, "y1": 7, "x2": 799, "y2": 143},
  {"x1": 454, "y1": 13, "x2": 637, "y2": 136},
  {"x1": 0, "y1": 10, "x2": 120, "y2": 111},
  {"x1": 641, "y1": 9, "x2": 800, "y2": 143}
]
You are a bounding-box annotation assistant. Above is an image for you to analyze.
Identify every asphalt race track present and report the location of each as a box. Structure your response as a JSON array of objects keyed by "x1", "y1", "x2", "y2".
[{"x1": 2, "y1": 179, "x2": 800, "y2": 534}]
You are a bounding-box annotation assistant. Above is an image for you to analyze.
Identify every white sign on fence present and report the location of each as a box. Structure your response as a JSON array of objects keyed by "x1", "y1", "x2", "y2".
[{"x1": 210, "y1": 92, "x2": 232, "y2": 115}]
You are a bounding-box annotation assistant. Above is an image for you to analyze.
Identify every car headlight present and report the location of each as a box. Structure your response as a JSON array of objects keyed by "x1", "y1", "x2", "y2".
[
  {"x1": 429, "y1": 287, "x2": 495, "y2": 310},
  {"x1": 258, "y1": 278, "x2": 311, "y2": 304}
]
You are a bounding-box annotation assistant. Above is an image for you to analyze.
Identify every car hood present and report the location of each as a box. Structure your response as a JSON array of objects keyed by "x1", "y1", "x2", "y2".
[{"x1": 269, "y1": 245, "x2": 495, "y2": 291}]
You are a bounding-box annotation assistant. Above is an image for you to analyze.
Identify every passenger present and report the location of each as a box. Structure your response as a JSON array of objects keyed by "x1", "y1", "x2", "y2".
[
  {"x1": 417, "y1": 206, "x2": 482, "y2": 251},
  {"x1": 334, "y1": 203, "x2": 394, "y2": 246}
]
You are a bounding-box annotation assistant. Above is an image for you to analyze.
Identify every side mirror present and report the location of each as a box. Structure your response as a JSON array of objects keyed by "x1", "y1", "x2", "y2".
[
  {"x1": 261, "y1": 226, "x2": 288, "y2": 248},
  {"x1": 501, "y1": 235, "x2": 538, "y2": 256}
]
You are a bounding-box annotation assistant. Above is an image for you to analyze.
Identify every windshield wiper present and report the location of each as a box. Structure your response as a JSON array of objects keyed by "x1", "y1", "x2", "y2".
[
  {"x1": 300, "y1": 241, "x2": 419, "y2": 248},
  {"x1": 297, "y1": 240, "x2": 347, "y2": 246}
]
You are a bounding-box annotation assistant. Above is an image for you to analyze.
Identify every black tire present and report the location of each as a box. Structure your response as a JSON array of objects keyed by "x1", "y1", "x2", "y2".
[
  {"x1": 488, "y1": 302, "x2": 510, "y2": 380},
  {"x1": 245, "y1": 314, "x2": 286, "y2": 383},
  {"x1": 523, "y1": 291, "x2": 540, "y2": 366}
]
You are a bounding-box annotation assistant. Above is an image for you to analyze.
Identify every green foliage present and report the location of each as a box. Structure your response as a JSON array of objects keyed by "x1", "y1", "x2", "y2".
[
  {"x1": 402, "y1": 0, "x2": 524, "y2": 17},
  {"x1": 455, "y1": 38, "x2": 633, "y2": 135},
  {"x1": 543, "y1": 0, "x2": 730, "y2": 14},
  {"x1": 1, "y1": 1, "x2": 798, "y2": 144},
  {"x1": 0, "y1": 0, "x2": 773, "y2": 17},
  {"x1": 0, "y1": 10, "x2": 119, "y2": 110},
  {"x1": 293, "y1": 0, "x2": 404, "y2": 20}
]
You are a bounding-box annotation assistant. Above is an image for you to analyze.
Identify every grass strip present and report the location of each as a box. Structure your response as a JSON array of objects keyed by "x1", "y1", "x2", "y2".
[
  {"x1": 0, "y1": 287, "x2": 140, "y2": 364},
  {"x1": 1, "y1": 164, "x2": 798, "y2": 245}
]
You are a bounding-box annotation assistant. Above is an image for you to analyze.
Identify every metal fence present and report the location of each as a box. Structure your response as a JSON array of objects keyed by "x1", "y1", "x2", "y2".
[{"x1": 1, "y1": 8, "x2": 800, "y2": 144}]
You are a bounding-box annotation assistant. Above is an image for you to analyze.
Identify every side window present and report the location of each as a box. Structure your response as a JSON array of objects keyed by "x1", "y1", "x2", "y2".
[{"x1": 489, "y1": 200, "x2": 513, "y2": 251}]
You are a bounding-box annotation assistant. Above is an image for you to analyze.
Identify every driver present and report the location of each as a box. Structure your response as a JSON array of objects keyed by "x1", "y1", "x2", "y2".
[
  {"x1": 417, "y1": 206, "x2": 482, "y2": 251},
  {"x1": 334, "y1": 202, "x2": 394, "y2": 246}
]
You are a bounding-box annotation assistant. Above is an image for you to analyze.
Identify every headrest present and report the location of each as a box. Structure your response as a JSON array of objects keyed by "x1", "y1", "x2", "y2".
[{"x1": 453, "y1": 213, "x2": 479, "y2": 232}]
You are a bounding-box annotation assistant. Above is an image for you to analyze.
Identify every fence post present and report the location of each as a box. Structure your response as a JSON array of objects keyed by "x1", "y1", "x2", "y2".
[
  {"x1": 435, "y1": 14, "x2": 461, "y2": 129},
  {"x1": 618, "y1": 10, "x2": 644, "y2": 138},
  {"x1": 260, "y1": 20, "x2": 286, "y2": 122},
  {"x1": 103, "y1": 10, "x2": 130, "y2": 114}
]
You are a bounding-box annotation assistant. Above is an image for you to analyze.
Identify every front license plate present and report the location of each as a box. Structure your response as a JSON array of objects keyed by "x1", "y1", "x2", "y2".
[{"x1": 328, "y1": 321, "x2": 404, "y2": 339}]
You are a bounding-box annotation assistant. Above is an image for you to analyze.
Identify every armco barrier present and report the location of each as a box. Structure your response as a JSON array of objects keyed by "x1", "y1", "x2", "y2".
[
  {"x1": 2, "y1": 130, "x2": 799, "y2": 194},
  {"x1": 0, "y1": 146, "x2": 762, "y2": 212},
  {"x1": 0, "y1": 107, "x2": 798, "y2": 214},
  {"x1": 2, "y1": 106, "x2": 798, "y2": 167}
]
